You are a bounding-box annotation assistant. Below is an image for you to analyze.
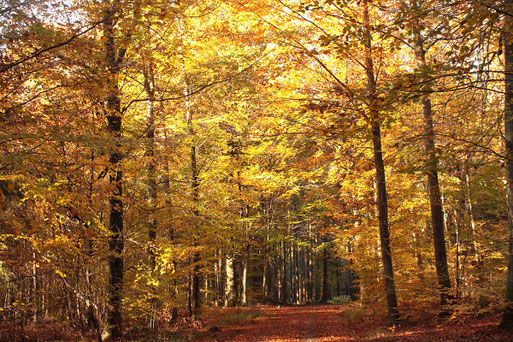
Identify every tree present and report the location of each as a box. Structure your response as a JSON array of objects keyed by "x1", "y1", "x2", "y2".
[
  {"x1": 502, "y1": 4, "x2": 513, "y2": 329},
  {"x1": 102, "y1": 1, "x2": 126, "y2": 337},
  {"x1": 409, "y1": 0, "x2": 453, "y2": 310},
  {"x1": 362, "y1": 0, "x2": 400, "y2": 323}
]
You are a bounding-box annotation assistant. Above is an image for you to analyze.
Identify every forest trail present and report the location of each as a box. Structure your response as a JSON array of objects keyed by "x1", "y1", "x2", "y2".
[
  {"x1": 199, "y1": 304, "x2": 352, "y2": 342},
  {"x1": 194, "y1": 304, "x2": 513, "y2": 342}
]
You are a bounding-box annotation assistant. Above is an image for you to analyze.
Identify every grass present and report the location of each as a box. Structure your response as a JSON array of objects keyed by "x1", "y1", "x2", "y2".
[
  {"x1": 215, "y1": 307, "x2": 265, "y2": 327},
  {"x1": 327, "y1": 295, "x2": 352, "y2": 304}
]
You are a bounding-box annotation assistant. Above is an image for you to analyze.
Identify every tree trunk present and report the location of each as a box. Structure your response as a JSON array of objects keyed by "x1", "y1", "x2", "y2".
[
  {"x1": 501, "y1": 13, "x2": 513, "y2": 328},
  {"x1": 241, "y1": 246, "x2": 249, "y2": 306},
  {"x1": 281, "y1": 241, "x2": 288, "y2": 304},
  {"x1": 225, "y1": 255, "x2": 236, "y2": 306},
  {"x1": 184, "y1": 78, "x2": 202, "y2": 318},
  {"x1": 32, "y1": 252, "x2": 37, "y2": 323},
  {"x1": 362, "y1": 0, "x2": 399, "y2": 323},
  {"x1": 262, "y1": 200, "x2": 271, "y2": 302},
  {"x1": 262, "y1": 245, "x2": 269, "y2": 301},
  {"x1": 321, "y1": 245, "x2": 328, "y2": 303},
  {"x1": 103, "y1": 4, "x2": 125, "y2": 338},
  {"x1": 454, "y1": 212, "x2": 461, "y2": 299},
  {"x1": 144, "y1": 66, "x2": 157, "y2": 271},
  {"x1": 308, "y1": 224, "x2": 313, "y2": 303},
  {"x1": 143, "y1": 61, "x2": 158, "y2": 330},
  {"x1": 414, "y1": 27, "x2": 452, "y2": 310},
  {"x1": 190, "y1": 143, "x2": 201, "y2": 318},
  {"x1": 163, "y1": 129, "x2": 178, "y2": 322},
  {"x1": 239, "y1": 190, "x2": 249, "y2": 306}
]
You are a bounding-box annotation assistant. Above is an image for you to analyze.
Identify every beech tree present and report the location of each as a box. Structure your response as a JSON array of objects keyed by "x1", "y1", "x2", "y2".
[{"x1": 502, "y1": 2, "x2": 513, "y2": 329}]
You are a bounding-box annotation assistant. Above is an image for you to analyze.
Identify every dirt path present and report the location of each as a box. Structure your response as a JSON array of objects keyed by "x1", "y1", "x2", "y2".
[
  {"x1": 195, "y1": 304, "x2": 513, "y2": 342},
  {"x1": 199, "y1": 305, "x2": 367, "y2": 342}
]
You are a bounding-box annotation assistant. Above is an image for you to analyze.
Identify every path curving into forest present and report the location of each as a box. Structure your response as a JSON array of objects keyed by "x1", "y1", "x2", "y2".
[{"x1": 196, "y1": 304, "x2": 513, "y2": 342}]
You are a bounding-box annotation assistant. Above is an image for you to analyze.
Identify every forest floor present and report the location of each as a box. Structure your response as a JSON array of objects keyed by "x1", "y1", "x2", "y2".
[
  {"x1": 167, "y1": 303, "x2": 513, "y2": 342},
  {"x1": 10, "y1": 303, "x2": 513, "y2": 341}
]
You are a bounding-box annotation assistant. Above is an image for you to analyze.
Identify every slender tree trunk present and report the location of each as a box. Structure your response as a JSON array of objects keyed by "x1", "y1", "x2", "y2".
[
  {"x1": 190, "y1": 142, "x2": 201, "y2": 318},
  {"x1": 143, "y1": 62, "x2": 158, "y2": 330},
  {"x1": 262, "y1": 245, "x2": 268, "y2": 301},
  {"x1": 501, "y1": 13, "x2": 513, "y2": 328},
  {"x1": 188, "y1": 270, "x2": 192, "y2": 317},
  {"x1": 144, "y1": 67, "x2": 157, "y2": 270},
  {"x1": 225, "y1": 255, "x2": 236, "y2": 306},
  {"x1": 462, "y1": 161, "x2": 479, "y2": 260},
  {"x1": 281, "y1": 241, "x2": 288, "y2": 304},
  {"x1": 362, "y1": 0, "x2": 399, "y2": 323},
  {"x1": 163, "y1": 129, "x2": 178, "y2": 322},
  {"x1": 308, "y1": 224, "x2": 313, "y2": 303},
  {"x1": 184, "y1": 77, "x2": 202, "y2": 318},
  {"x1": 32, "y1": 252, "x2": 37, "y2": 323},
  {"x1": 239, "y1": 188, "x2": 249, "y2": 306},
  {"x1": 336, "y1": 261, "x2": 341, "y2": 298},
  {"x1": 321, "y1": 245, "x2": 328, "y2": 303},
  {"x1": 103, "y1": 4, "x2": 125, "y2": 338},
  {"x1": 414, "y1": 27, "x2": 452, "y2": 310},
  {"x1": 262, "y1": 200, "x2": 271, "y2": 302},
  {"x1": 214, "y1": 250, "x2": 219, "y2": 305},
  {"x1": 455, "y1": 213, "x2": 461, "y2": 299},
  {"x1": 241, "y1": 246, "x2": 249, "y2": 306},
  {"x1": 461, "y1": 160, "x2": 482, "y2": 293},
  {"x1": 296, "y1": 244, "x2": 301, "y2": 304}
]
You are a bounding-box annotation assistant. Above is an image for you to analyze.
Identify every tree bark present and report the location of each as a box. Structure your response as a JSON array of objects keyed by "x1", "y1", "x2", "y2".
[
  {"x1": 143, "y1": 61, "x2": 158, "y2": 330},
  {"x1": 281, "y1": 241, "x2": 288, "y2": 304},
  {"x1": 225, "y1": 255, "x2": 236, "y2": 306},
  {"x1": 241, "y1": 246, "x2": 249, "y2": 306},
  {"x1": 414, "y1": 27, "x2": 452, "y2": 310},
  {"x1": 143, "y1": 64, "x2": 157, "y2": 271},
  {"x1": 103, "y1": 3, "x2": 125, "y2": 338},
  {"x1": 321, "y1": 245, "x2": 328, "y2": 303},
  {"x1": 184, "y1": 75, "x2": 202, "y2": 318},
  {"x1": 362, "y1": 0, "x2": 399, "y2": 323},
  {"x1": 190, "y1": 141, "x2": 201, "y2": 318},
  {"x1": 501, "y1": 12, "x2": 513, "y2": 329}
]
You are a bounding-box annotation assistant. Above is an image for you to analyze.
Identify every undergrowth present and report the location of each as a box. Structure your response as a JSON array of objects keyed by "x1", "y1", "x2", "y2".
[{"x1": 215, "y1": 308, "x2": 265, "y2": 327}]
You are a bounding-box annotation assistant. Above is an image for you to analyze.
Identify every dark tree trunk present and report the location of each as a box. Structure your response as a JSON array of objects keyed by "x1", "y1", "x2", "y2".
[
  {"x1": 143, "y1": 62, "x2": 158, "y2": 329},
  {"x1": 414, "y1": 29, "x2": 452, "y2": 310},
  {"x1": 321, "y1": 246, "x2": 328, "y2": 303},
  {"x1": 163, "y1": 129, "x2": 178, "y2": 322},
  {"x1": 184, "y1": 78, "x2": 202, "y2": 318},
  {"x1": 103, "y1": 4, "x2": 125, "y2": 338},
  {"x1": 363, "y1": 0, "x2": 399, "y2": 323},
  {"x1": 281, "y1": 241, "x2": 288, "y2": 304},
  {"x1": 191, "y1": 144, "x2": 202, "y2": 318},
  {"x1": 143, "y1": 65, "x2": 157, "y2": 271},
  {"x1": 501, "y1": 13, "x2": 513, "y2": 329}
]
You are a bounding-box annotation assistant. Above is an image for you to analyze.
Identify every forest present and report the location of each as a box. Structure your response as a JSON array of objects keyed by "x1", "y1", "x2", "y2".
[{"x1": 2, "y1": 0, "x2": 513, "y2": 341}]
